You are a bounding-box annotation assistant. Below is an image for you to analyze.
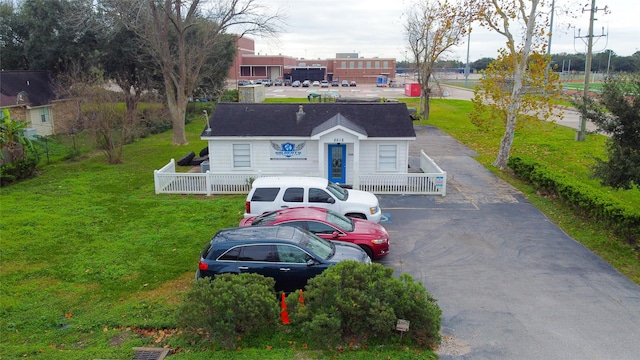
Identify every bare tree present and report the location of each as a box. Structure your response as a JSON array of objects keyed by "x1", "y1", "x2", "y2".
[
  {"x1": 56, "y1": 70, "x2": 134, "y2": 164},
  {"x1": 126, "y1": 0, "x2": 281, "y2": 145},
  {"x1": 472, "y1": 0, "x2": 560, "y2": 169},
  {"x1": 405, "y1": 0, "x2": 470, "y2": 119}
]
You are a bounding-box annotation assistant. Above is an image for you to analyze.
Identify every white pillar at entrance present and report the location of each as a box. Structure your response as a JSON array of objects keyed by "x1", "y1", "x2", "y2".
[
  {"x1": 317, "y1": 141, "x2": 325, "y2": 177},
  {"x1": 352, "y1": 141, "x2": 360, "y2": 189}
]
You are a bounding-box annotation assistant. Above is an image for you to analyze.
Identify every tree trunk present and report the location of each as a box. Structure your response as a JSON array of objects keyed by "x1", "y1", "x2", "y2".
[
  {"x1": 167, "y1": 94, "x2": 188, "y2": 145},
  {"x1": 494, "y1": 113, "x2": 516, "y2": 169}
]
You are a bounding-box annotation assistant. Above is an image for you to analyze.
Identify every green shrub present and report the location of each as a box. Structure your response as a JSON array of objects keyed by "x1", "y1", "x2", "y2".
[
  {"x1": 508, "y1": 156, "x2": 640, "y2": 246},
  {"x1": 0, "y1": 156, "x2": 37, "y2": 186},
  {"x1": 287, "y1": 261, "x2": 442, "y2": 348},
  {"x1": 220, "y1": 89, "x2": 239, "y2": 103},
  {"x1": 176, "y1": 274, "x2": 279, "y2": 349}
]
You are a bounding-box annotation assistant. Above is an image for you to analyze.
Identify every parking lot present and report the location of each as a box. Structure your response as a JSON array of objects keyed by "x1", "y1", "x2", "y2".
[{"x1": 375, "y1": 125, "x2": 640, "y2": 359}]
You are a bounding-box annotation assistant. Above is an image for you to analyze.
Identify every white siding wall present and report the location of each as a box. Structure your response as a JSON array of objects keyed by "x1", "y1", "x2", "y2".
[
  {"x1": 207, "y1": 137, "x2": 410, "y2": 181},
  {"x1": 208, "y1": 139, "x2": 320, "y2": 175},
  {"x1": 359, "y1": 140, "x2": 408, "y2": 174},
  {"x1": 28, "y1": 107, "x2": 53, "y2": 136}
]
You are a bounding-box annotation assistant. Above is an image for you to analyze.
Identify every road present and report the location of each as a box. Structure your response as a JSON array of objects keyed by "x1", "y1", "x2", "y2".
[{"x1": 259, "y1": 83, "x2": 598, "y2": 133}]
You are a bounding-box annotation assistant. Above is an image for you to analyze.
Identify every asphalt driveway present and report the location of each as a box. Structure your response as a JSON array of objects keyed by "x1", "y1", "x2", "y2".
[{"x1": 377, "y1": 126, "x2": 640, "y2": 359}]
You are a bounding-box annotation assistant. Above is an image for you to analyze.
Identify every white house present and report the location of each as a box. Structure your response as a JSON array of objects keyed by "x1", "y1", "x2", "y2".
[
  {"x1": 201, "y1": 102, "x2": 418, "y2": 189},
  {"x1": 154, "y1": 102, "x2": 446, "y2": 195}
]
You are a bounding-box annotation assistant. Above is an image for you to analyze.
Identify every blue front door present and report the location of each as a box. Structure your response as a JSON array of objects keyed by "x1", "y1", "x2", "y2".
[{"x1": 328, "y1": 144, "x2": 346, "y2": 184}]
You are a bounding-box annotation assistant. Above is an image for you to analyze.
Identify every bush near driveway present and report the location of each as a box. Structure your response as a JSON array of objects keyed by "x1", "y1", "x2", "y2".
[
  {"x1": 176, "y1": 274, "x2": 280, "y2": 349},
  {"x1": 286, "y1": 261, "x2": 442, "y2": 349}
]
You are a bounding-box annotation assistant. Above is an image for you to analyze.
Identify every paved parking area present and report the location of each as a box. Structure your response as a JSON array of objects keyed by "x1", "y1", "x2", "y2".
[{"x1": 376, "y1": 126, "x2": 640, "y2": 359}]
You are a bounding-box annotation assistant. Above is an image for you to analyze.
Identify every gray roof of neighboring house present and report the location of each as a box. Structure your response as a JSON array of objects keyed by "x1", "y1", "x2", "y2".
[
  {"x1": 0, "y1": 70, "x2": 54, "y2": 108},
  {"x1": 202, "y1": 102, "x2": 416, "y2": 138}
]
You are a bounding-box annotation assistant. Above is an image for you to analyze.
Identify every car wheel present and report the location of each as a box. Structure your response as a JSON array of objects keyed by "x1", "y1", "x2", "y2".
[{"x1": 359, "y1": 245, "x2": 374, "y2": 260}]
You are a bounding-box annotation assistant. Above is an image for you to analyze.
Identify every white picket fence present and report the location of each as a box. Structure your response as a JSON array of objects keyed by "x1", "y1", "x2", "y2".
[{"x1": 154, "y1": 150, "x2": 446, "y2": 196}]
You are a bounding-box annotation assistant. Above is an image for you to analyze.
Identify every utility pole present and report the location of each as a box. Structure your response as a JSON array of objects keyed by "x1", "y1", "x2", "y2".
[
  {"x1": 464, "y1": 8, "x2": 472, "y2": 87},
  {"x1": 575, "y1": 0, "x2": 607, "y2": 141}
]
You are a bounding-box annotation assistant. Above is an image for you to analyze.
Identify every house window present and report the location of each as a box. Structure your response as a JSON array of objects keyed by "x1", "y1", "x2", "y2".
[
  {"x1": 378, "y1": 144, "x2": 397, "y2": 171},
  {"x1": 40, "y1": 108, "x2": 50, "y2": 123},
  {"x1": 233, "y1": 144, "x2": 251, "y2": 168}
]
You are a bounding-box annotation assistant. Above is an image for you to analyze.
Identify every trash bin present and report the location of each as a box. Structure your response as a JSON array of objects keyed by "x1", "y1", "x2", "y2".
[{"x1": 200, "y1": 160, "x2": 210, "y2": 173}]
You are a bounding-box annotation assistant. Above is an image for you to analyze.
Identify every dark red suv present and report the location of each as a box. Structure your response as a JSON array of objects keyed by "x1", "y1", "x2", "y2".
[{"x1": 240, "y1": 207, "x2": 389, "y2": 259}]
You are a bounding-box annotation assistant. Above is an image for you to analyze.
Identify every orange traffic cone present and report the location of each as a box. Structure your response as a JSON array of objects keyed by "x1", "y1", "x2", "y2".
[
  {"x1": 280, "y1": 293, "x2": 290, "y2": 324},
  {"x1": 298, "y1": 289, "x2": 305, "y2": 306}
]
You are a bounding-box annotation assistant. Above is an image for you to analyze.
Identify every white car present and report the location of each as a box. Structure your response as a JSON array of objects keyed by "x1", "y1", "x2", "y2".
[
  {"x1": 312, "y1": 81, "x2": 320, "y2": 87},
  {"x1": 244, "y1": 176, "x2": 382, "y2": 223},
  {"x1": 321, "y1": 80, "x2": 329, "y2": 88}
]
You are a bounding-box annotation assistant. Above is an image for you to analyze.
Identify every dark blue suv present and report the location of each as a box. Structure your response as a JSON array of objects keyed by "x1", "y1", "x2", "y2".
[{"x1": 196, "y1": 226, "x2": 370, "y2": 292}]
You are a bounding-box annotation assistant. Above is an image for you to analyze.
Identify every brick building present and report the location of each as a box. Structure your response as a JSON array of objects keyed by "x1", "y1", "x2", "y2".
[{"x1": 229, "y1": 37, "x2": 396, "y2": 86}]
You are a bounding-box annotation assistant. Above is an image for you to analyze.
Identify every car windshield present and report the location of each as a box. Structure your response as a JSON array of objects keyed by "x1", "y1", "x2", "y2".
[
  {"x1": 250, "y1": 211, "x2": 278, "y2": 226},
  {"x1": 295, "y1": 229, "x2": 334, "y2": 259},
  {"x1": 326, "y1": 181, "x2": 348, "y2": 201},
  {"x1": 325, "y1": 209, "x2": 354, "y2": 232}
]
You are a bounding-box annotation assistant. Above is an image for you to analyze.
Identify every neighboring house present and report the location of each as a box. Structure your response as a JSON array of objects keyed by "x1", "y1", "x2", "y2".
[
  {"x1": 201, "y1": 102, "x2": 416, "y2": 188},
  {"x1": 0, "y1": 70, "x2": 57, "y2": 136}
]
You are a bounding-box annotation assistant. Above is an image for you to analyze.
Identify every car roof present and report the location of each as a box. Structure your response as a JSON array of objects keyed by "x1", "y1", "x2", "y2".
[
  {"x1": 251, "y1": 176, "x2": 329, "y2": 188},
  {"x1": 213, "y1": 226, "x2": 299, "y2": 243},
  {"x1": 259, "y1": 207, "x2": 329, "y2": 222}
]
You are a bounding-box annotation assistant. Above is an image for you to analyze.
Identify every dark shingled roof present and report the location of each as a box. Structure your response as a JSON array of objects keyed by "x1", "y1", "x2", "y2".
[
  {"x1": 0, "y1": 71, "x2": 54, "y2": 107},
  {"x1": 202, "y1": 102, "x2": 416, "y2": 138}
]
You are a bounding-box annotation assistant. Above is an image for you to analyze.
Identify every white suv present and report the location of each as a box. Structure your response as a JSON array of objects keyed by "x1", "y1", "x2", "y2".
[{"x1": 244, "y1": 177, "x2": 382, "y2": 223}]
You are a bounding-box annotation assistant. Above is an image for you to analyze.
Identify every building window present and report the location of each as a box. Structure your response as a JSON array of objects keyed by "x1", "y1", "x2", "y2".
[
  {"x1": 378, "y1": 144, "x2": 397, "y2": 171},
  {"x1": 358, "y1": 61, "x2": 363, "y2": 69},
  {"x1": 366, "y1": 61, "x2": 371, "y2": 69},
  {"x1": 40, "y1": 108, "x2": 50, "y2": 123},
  {"x1": 349, "y1": 61, "x2": 355, "y2": 69},
  {"x1": 375, "y1": 61, "x2": 380, "y2": 69},
  {"x1": 233, "y1": 144, "x2": 251, "y2": 168},
  {"x1": 341, "y1": 61, "x2": 347, "y2": 68},
  {"x1": 383, "y1": 61, "x2": 389, "y2": 68}
]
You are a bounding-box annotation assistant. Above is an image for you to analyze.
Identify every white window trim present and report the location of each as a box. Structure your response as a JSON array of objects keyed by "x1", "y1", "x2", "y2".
[
  {"x1": 232, "y1": 143, "x2": 252, "y2": 169},
  {"x1": 377, "y1": 144, "x2": 398, "y2": 172}
]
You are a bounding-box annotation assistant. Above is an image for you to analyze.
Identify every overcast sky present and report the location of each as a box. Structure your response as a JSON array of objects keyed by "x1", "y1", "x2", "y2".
[{"x1": 248, "y1": 0, "x2": 639, "y2": 62}]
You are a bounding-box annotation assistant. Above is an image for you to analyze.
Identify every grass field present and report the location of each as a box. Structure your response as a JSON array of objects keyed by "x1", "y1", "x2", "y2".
[{"x1": 1, "y1": 97, "x2": 637, "y2": 359}]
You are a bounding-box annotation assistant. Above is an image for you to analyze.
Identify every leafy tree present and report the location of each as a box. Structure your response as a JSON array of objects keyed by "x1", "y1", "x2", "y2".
[
  {"x1": 0, "y1": 109, "x2": 35, "y2": 164},
  {"x1": 0, "y1": 109, "x2": 38, "y2": 185},
  {"x1": 472, "y1": 57, "x2": 496, "y2": 72},
  {"x1": 3, "y1": 0, "x2": 103, "y2": 75},
  {"x1": 404, "y1": 0, "x2": 471, "y2": 119},
  {"x1": 574, "y1": 75, "x2": 640, "y2": 190},
  {"x1": 123, "y1": 0, "x2": 282, "y2": 145},
  {"x1": 0, "y1": 2, "x2": 29, "y2": 69},
  {"x1": 192, "y1": 33, "x2": 237, "y2": 102},
  {"x1": 98, "y1": 2, "x2": 161, "y2": 137},
  {"x1": 472, "y1": 0, "x2": 561, "y2": 169}
]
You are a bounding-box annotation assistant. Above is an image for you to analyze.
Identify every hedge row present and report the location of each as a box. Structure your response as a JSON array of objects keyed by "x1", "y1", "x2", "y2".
[{"x1": 508, "y1": 156, "x2": 640, "y2": 247}]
